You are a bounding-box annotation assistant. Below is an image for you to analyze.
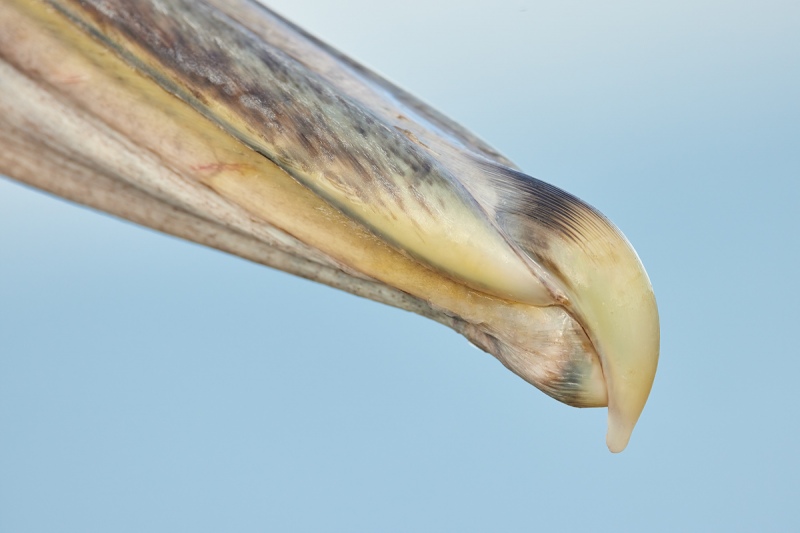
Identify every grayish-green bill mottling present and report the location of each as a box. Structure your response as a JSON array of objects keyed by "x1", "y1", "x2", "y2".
[
  {"x1": 1, "y1": 0, "x2": 659, "y2": 451},
  {"x1": 49, "y1": 0, "x2": 601, "y2": 306}
]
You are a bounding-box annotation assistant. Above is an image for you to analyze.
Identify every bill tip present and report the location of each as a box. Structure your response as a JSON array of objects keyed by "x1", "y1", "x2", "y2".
[{"x1": 606, "y1": 415, "x2": 633, "y2": 453}]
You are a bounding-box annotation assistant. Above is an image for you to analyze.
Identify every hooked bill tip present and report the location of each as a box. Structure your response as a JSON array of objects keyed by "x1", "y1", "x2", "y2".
[{"x1": 606, "y1": 409, "x2": 634, "y2": 453}]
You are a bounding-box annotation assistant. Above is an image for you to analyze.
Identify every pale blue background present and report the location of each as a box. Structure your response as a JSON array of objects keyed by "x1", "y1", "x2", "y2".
[{"x1": 1, "y1": 0, "x2": 798, "y2": 531}]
